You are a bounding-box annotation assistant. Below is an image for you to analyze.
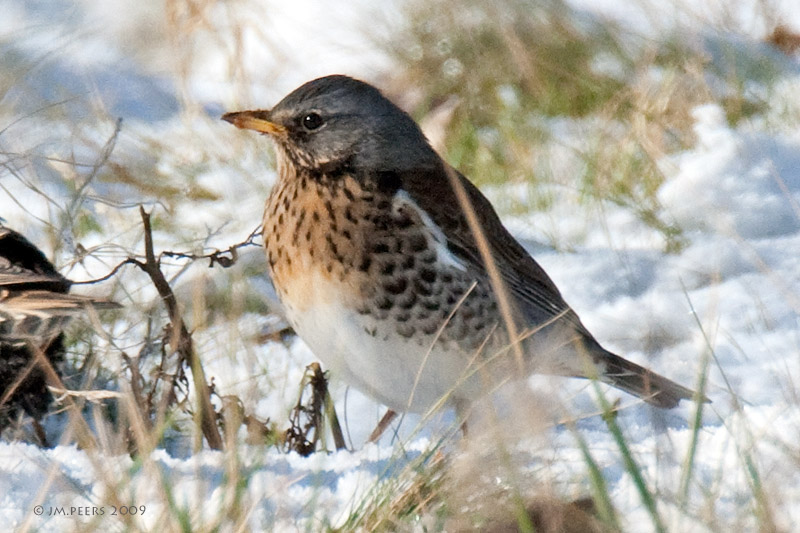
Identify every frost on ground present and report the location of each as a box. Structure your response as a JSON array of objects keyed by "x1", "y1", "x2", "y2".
[{"x1": 1, "y1": 0, "x2": 800, "y2": 532}]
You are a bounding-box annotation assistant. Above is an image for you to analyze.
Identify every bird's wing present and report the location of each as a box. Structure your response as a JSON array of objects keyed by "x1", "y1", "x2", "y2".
[
  {"x1": 394, "y1": 156, "x2": 702, "y2": 409},
  {"x1": 0, "y1": 227, "x2": 71, "y2": 292},
  {"x1": 0, "y1": 265, "x2": 69, "y2": 290},
  {"x1": 401, "y1": 164, "x2": 582, "y2": 328},
  {"x1": 0, "y1": 227, "x2": 119, "y2": 343},
  {"x1": 0, "y1": 290, "x2": 119, "y2": 342},
  {"x1": 1, "y1": 290, "x2": 120, "y2": 313}
]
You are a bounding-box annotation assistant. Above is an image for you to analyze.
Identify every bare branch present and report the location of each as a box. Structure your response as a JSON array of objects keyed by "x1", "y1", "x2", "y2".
[
  {"x1": 160, "y1": 224, "x2": 262, "y2": 268},
  {"x1": 129, "y1": 206, "x2": 224, "y2": 451},
  {"x1": 71, "y1": 257, "x2": 140, "y2": 285}
]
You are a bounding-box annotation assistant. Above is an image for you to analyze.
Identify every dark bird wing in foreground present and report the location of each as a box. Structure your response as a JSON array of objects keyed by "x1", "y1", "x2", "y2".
[{"x1": 0, "y1": 227, "x2": 119, "y2": 433}]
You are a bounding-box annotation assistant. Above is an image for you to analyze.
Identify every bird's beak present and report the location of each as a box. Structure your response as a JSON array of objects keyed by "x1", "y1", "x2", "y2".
[{"x1": 221, "y1": 110, "x2": 287, "y2": 137}]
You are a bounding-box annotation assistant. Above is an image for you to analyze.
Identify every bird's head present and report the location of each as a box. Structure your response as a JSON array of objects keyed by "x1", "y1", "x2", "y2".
[{"x1": 222, "y1": 75, "x2": 439, "y2": 175}]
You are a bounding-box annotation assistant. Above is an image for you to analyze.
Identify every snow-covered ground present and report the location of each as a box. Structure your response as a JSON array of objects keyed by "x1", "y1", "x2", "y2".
[{"x1": 1, "y1": 0, "x2": 799, "y2": 531}]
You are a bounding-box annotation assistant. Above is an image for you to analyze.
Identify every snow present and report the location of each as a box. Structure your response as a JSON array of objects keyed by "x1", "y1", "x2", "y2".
[{"x1": 2, "y1": 0, "x2": 800, "y2": 531}]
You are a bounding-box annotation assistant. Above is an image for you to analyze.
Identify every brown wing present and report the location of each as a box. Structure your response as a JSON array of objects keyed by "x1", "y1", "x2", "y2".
[
  {"x1": 401, "y1": 165, "x2": 701, "y2": 408},
  {"x1": 401, "y1": 164, "x2": 581, "y2": 328},
  {"x1": 0, "y1": 290, "x2": 120, "y2": 342},
  {"x1": 0, "y1": 227, "x2": 119, "y2": 343}
]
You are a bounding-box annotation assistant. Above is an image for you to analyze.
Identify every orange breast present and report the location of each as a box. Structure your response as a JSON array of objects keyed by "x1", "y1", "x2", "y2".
[{"x1": 262, "y1": 171, "x2": 370, "y2": 315}]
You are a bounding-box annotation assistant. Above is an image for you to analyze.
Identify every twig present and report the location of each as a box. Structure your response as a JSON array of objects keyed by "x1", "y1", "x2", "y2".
[
  {"x1": 317, "y1": 364, "x2": 346, "y2": 451},
  {"x1": 285, "y1": 362, "x2": 346, "y2": 455},
  {"x1": 131, "y1": 206, "x2": 223, "y2": 451},
  {"x1": 71, "y1": 224, "x2": 262, "y2": 286},
  {"x1": 71, "y1": 258, "x2": 139, "y2": 285},
  {"x1": 160, "y1": 224, "x2": 262, "y2": 268},
  {"x1": 65, "y1": 119, "x2": 123, "y2": 240}
]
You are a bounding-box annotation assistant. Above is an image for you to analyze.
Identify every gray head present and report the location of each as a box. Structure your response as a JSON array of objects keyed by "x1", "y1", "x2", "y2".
[{"x1": 223, "y1": 75, "x2": 439, "y2": 173}]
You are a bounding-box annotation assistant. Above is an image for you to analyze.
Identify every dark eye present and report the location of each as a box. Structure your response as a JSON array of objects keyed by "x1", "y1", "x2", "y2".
[{"x1": 302, "y1": 112, "x2": 323, "y2": 131}]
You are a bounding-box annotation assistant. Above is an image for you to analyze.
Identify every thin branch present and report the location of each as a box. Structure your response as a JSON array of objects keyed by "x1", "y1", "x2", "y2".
[
  {"x1": 131, "y1": 206, "x2": 223, "y2": 451},
  {"x1": 160, "y1": 224, "x2": 262, "y2": 268},
  {"x1": 71, "y1": 257, "x2": 139, "y2": 285},
  {"x1": 71, "y1": 224, "x2": 262, "y2": 286}
]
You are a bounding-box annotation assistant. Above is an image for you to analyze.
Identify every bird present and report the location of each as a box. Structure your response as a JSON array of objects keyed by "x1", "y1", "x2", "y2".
[
  {"x1": 222, "y1": 75, "x2": 703, "y2": 429},
  {"x1": 0, "y1": 226, "x2": 119, "y2": 440}
]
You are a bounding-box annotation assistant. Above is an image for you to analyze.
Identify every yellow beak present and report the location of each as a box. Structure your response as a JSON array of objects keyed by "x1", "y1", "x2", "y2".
[{"x1": 221, "y1": 110, "x2": 288, "y2": 137}]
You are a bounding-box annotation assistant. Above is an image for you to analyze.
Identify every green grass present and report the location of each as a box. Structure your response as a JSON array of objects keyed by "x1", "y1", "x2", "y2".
[{"x1": 384, "y1": 0, "x2": 786, "y2": 253}]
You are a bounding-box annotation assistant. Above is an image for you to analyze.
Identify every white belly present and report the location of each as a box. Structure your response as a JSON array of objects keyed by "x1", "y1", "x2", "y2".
[{"x1": 285, "y1": 289, "x2": 481, "y2": 414}]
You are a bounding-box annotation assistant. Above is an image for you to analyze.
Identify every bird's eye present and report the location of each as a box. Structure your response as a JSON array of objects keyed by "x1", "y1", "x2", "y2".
[{"x1": 302, "y1": 112, "x2": 324, "y2": 131}]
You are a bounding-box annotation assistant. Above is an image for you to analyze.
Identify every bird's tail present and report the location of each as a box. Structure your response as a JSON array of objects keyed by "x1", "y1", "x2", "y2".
[{"x1": 596, "y1": 348, "x2": 706, "y2": 409}]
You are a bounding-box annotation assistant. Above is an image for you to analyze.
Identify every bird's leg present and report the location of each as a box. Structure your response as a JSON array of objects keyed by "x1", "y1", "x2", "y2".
[{"x1": 367, "y1": 409, "x2": 397, "y2": 443}]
